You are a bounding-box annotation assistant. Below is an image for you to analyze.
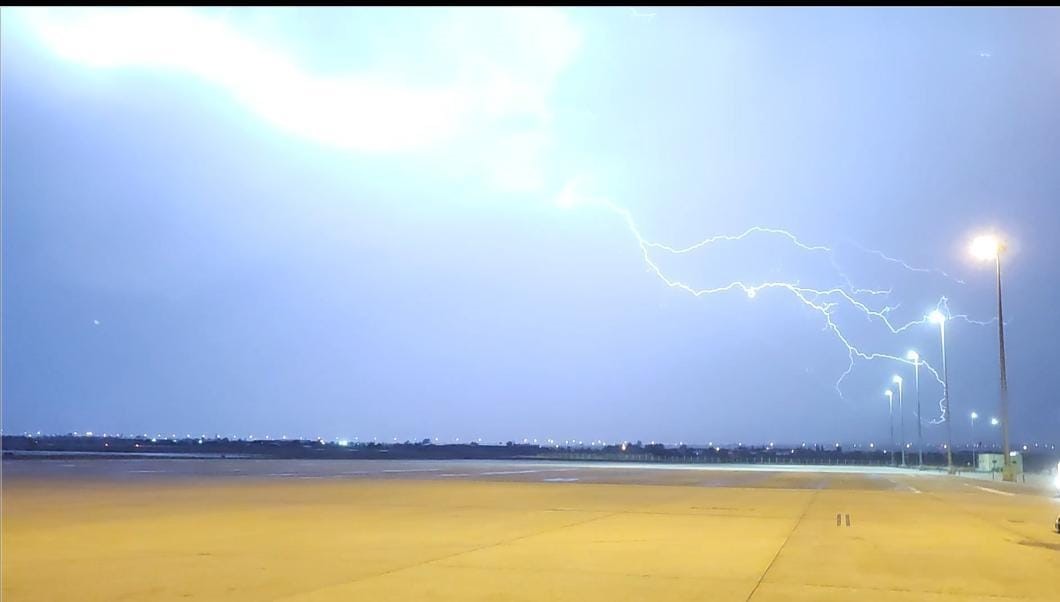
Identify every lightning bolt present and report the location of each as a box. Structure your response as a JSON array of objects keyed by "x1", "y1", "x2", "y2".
[
  {"x1": 848, "y1": 243, "x2": 967, "y2": 285},
  {"x1": 557, "y1": 179, "x2": 993, "y2": 424}
]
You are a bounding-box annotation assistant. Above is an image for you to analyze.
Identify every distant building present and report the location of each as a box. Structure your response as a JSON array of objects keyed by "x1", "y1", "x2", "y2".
[{"x1": 977, "y1": 452, "x2": 1023, "y2": 474}]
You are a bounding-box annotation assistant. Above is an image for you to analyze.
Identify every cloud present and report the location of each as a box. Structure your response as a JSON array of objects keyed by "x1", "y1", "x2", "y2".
[{"x1": 15, "y1": 7, "x2": 580, "y2": 173}]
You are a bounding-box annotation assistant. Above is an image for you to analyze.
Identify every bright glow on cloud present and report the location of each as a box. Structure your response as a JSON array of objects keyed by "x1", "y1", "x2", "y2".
[{"x1": 16, "y1": 7, "x2": 580, "y2": 165}]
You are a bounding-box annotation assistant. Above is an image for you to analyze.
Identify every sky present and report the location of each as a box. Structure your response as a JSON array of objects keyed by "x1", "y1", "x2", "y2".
[{"x1": 3, "y1": 7, "x2": 1059, "y2": 447}]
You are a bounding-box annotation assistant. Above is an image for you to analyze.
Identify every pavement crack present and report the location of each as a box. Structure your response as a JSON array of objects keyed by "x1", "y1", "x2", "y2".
[
  {"x1": 305, "y1": 510, "x2": 622, "y2": 592},
  {"x1": 745, "y1": 489, "x2": 818, "y2": 601}
]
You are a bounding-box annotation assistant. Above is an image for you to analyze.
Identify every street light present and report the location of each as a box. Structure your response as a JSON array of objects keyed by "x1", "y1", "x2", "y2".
[
  {"x1": 906, "y1": 350, "x2": 923, "y2": 468},
  {"x1": 884, "y1": 389, "x2": 894, "y2": 465},
  {"x1": 970, "y1": 411, "x2": 979, "y2": 470},
  {"x1": 892, "y1": 375, "x2": 906, "y2": 467},
  {"x1": 969, "y1": 233, "x2": 1014, "y2": 482},
  {"x1": 929, "y1": 310, "x2": 955, "y2": 473}
]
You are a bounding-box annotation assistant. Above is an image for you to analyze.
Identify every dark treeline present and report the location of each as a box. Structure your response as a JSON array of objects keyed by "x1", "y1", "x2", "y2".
[{"x1": 3, "y1": 435, "x2": 1057, "y2": 473}]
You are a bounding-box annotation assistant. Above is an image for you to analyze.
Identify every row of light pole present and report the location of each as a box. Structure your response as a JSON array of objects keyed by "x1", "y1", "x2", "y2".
[
  {"x1": 884, "y1": 370, "x2": 1000, "y2": 470},
  {"x1": 879, "y1": 234, "x2": 1015, "y2": 481}
]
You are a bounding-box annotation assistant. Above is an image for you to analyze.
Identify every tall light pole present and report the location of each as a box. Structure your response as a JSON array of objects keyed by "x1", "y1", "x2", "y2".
[
  {"x1": 892, "y1": 375, "x2": 906, "y2": 467},
  {"x1": 884, "y1": 389, "x2": 894, "y2": 466},
  {"x1": 906, "y1": 350, "x2": 922, "y2": 468},
  {"x1": 970, "y1": 234, "x2": 1014, "y2": 482},
  {"x1": 970, "y1": 411, "x2": 979, "y2": 470},
  {"x1": 988, "y1": 417, "x2": 1001, "y2": 470},
  {"x1": 929, "y1": 310, "x2": 955, "y2": 473}
]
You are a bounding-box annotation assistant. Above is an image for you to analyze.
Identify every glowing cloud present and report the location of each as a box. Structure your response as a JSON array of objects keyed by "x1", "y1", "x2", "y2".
[{"x1": 16, "y1": 7, "x2": 580, "y2": 163}]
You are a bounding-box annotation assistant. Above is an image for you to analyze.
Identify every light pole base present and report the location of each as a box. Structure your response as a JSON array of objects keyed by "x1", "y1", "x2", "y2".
[{"x1": 1001, "y1": 465, "x2": 1018, "y2": 482}]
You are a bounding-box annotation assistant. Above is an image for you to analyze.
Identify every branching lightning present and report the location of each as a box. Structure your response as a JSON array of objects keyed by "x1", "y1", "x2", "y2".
[
  {"x1": 849, "y1": 243, "x2": 967, "y2": 285},
  {"x1": 558, "y1": 179, "x2": 993, "y2": 424}
]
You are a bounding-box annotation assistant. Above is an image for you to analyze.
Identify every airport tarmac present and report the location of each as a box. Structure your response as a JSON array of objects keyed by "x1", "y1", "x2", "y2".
[{"x1": 3, "y1": 458, "x2": 1059, "y2": 601}]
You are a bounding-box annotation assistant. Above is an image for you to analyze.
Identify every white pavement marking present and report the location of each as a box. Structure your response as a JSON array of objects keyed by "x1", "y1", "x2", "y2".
[
  {"x1": 885, "y1": 478, "x2": 920, "y2": 493},
  {"x1": 543, "y1": 477, "x2": 580, "y2": 482},
  {"x1": 975, "y1": 486, "x2": 1016, "y2": 497},
  {"x1": 478, "y1": 470, "x2": 541, "y2": 476}
]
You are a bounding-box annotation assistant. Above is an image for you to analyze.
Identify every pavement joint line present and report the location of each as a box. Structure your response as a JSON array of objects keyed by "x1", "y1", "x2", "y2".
[
  {"x1": 300, "y1": 510, "x2": 626, "y2": 592},
  {"x1": 606, "y1": 510, "x2": 793, "y2": 520},
  {"x1": 430, "y1": 561, "x2": 761, "y2": 584},
  {"x1": 744, "y1": 489, "x2": 819, "y2": 601},
  {"x1": 766, "y1": 579, "x2": 1043, "y2": 601}
]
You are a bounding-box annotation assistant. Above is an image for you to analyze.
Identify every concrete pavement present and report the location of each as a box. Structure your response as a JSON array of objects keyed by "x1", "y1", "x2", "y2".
[{"x1": 3, "y1": 459, "x2": 1058, "y2": 601}]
